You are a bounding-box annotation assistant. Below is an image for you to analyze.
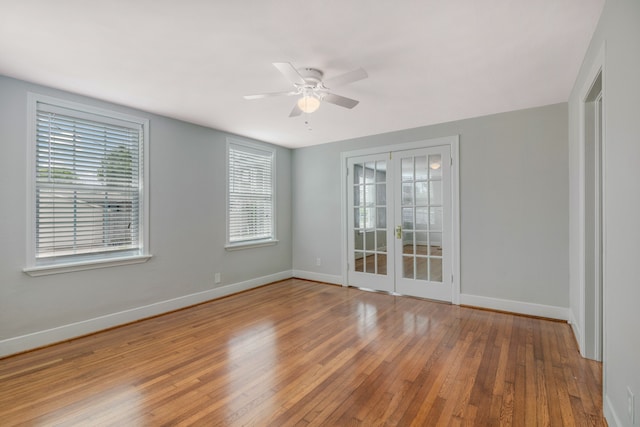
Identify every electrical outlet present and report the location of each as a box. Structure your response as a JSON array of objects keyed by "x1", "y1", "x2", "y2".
[
  {"x1": 316, "y1": 257, "x2": 321, "y2": 266},
  {"x1": 214, "y1": 272, "x2": 221, "y2": 284},
  {"x1": 629, "y1": 387, "x2": 635, "y2": 424}
]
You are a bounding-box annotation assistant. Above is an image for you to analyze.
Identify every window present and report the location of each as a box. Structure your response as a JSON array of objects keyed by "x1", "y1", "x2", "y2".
[
  {"x1": 226, "y1": 139, "x2": 276, "y2": 249},
  {"x1": 25, "y1": 94, "x2": 150, "y2": 275}
]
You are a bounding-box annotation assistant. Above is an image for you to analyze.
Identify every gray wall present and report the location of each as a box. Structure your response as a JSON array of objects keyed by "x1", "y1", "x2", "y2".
[
  {"x1": 293, "y1": 103, "x2": 569, "y2": 308},
  {"x1": 568, "y1": 0, "x2": 640, "y2": 424},
  {"x1": 0, "y1": 76, "x2": 292, "y2": 353}
]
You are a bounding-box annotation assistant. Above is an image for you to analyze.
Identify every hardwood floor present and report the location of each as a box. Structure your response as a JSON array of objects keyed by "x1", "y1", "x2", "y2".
[{"x1": 0, "y1": 279, "x2": 604, "y2": 426}]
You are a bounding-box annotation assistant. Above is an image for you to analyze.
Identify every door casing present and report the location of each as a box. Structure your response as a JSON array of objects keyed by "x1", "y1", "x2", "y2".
[{"x1": 578, "y1": 43, "x2": 606, "y2": 362}]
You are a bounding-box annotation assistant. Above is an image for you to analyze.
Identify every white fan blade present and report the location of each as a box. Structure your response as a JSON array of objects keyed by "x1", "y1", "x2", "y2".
[
  {"x1": 323, "y1": 68, "x2": 368, "y2": 89},
  {"x1": 323, "y1": 93, "x2": 359, "y2": 109},
  {"x1": 289, "y1": 104, "x2": 303, "y2": 117},
  {"x1": 244, "y1": 90, "x2": 298, "y2": 100},
  {"x1": 273, "y1": 62, "x2": 306, "y2": 86}
]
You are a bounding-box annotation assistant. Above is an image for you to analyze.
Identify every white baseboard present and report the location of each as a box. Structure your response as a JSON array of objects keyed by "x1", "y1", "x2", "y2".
[
  {"x1": 0, "y1": 270, "x2": 294, "y2": 358},
  {"x1": 568, "y1": 310, "x2": 585, "y2": 356},
  {"x1": 292, "y1": 270, "x2": 343, "y2": 286},
  {"x1": 604, "y1": 394, "x2": 622, "y2": 427},
  {"x1": 459, "y1": 293, "x2": 570, "y2": 321}
]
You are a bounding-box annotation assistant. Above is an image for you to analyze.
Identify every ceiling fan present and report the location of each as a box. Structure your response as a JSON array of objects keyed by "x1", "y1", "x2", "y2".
[{"x1": 244, "y1": 62, "x2": 368, "y2": 117}]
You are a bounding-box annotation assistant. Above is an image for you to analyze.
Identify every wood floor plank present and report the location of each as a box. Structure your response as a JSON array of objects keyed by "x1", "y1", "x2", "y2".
[{"x1": 0, "y1": 279, "x2": 605, "y2": 426}]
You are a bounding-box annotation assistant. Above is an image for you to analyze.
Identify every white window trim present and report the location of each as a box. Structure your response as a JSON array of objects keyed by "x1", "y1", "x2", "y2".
[
  {"x1": 23, "y1": 93, "x2": 151, "y2": 276},
  {"x1": 225, "y1": 137, "x2": 277, "y2": 250}
]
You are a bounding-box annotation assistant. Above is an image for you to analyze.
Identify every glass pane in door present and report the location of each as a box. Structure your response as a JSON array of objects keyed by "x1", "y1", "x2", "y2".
[
  {"x1": 355, "y1": 252, "x2": 364, "y2": 272},
  {"x1": 403, "y1": 256, "x2": 414, "y2": 278},
  {"x1": 376, "y1": 183, "x2": 386, "y2": 205},
  {"x1": 416, "y1": 257, "x2": 428, "y2": 280},
  {"x1": 429, "y1": 181, "x2": 442, "y2": 205},
  {"x1": 415, "y1": 155, "x2": 428, "y2": 180},
  {"x1": 402, "y1": 183, "x2": 413, "y2": 205},
  {"x1": 365, "y1": 162, "x2": 375, "y2": 183},
  {"x1": 402, "y1": 158, "x2": 413, "y2": 181},
  {"x1": 354, "y1": 164, "x2": 364, "y2": 184},
  {"x1": 376, "y1": 230, "x2": 387, "y2": 251},
  {"x1": 429, "y1": 155, "x2": 442, "y2": 179},
  {"x1": 402, "y1": 232, "x2": 414, "y2": 254},
  {"x1": 402, "y1": 208, "x2": 413, "y2": 230},
  {"x1": 376, "y1": 207, "x2": 386, "y2": 228},
  {"x1": 430, "y1": 258, "x2": 442, "y2": 282},
  {"x1": 376, "y1": 253, "x2": 387, "y2": 275},
  {"x1": 428, "y1": 231, "x2": 442, "y2": 256},
  {"x1": 415, "y1": 182, "x2": 428, "y2": 205}
]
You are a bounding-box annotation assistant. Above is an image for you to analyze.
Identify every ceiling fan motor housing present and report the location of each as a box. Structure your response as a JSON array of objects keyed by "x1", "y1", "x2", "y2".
[{"x1": 298, "y1": 68, "x2": 324, "y2": 87}]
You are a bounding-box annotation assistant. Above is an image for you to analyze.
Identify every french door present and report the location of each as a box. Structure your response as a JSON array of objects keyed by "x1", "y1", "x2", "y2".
[
  {"x1": 347, "y1": 145, "x2": 452, "y2": 302},
  {"x1": 347, "y1": 153, "x2": 395, "y2": 292}
]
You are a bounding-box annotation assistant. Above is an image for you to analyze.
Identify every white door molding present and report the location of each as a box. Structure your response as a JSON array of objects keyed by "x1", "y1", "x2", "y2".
[{"x1": 577, "y1": 42, "x2": 606, "y2": 362}]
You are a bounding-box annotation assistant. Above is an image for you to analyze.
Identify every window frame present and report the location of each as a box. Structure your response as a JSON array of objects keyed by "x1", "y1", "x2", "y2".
[
  {"x1": 225, "y1": 137, "x2": 277, "y2": 250},
  {"x1": 24, "y1": 93, "x2": 151, "y2": 276}
]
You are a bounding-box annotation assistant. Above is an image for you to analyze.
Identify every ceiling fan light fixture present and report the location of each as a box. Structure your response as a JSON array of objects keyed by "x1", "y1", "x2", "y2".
[
  {"x1": 244, "y1": 63, "x2": 367, "y2": 117},
  {"x1": 297, "y1": 94, "x2": 320, "y2": 113}
]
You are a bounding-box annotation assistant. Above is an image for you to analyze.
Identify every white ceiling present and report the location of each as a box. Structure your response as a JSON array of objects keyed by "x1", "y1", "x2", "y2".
[{"x1": 0, "y1": 0, "x2": 604, "y2": 149}]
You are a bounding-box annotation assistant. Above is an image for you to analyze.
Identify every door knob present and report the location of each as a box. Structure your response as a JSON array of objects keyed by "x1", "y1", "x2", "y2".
[{"x1": 395, "y1": 225, "x2": 402, "y2": 239}]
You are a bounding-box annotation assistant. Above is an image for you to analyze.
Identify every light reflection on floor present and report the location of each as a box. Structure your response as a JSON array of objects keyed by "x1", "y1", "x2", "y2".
[
  {"x1": 403, "y1": 311, "x2": 430, "y2": 335},
  {"x1": 356, "y1": 301, "x2": 379, "y2": 339},
  {"x1": 35, "y1": 385, "x2": 142, "y2": 426},
  {"x1": 226, "y1": 321, "x2": 276, "y2": 423}
]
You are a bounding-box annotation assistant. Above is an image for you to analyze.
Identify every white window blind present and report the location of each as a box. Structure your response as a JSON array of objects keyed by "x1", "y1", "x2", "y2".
[
  {"x1": 228, "y1": 142, "x2": 275, "y2": 244},
  {"x1": 34, "y1": 102, "x2": 143, "y2": 262}
]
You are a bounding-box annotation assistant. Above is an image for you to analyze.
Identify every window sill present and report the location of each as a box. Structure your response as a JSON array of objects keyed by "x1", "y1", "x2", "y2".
[
  {"x1": 23, "y1": 254, "x2": 153, "y2": 277},
  {"x1": 225, "y1": 239, "x2": 279, "y2": 251}
]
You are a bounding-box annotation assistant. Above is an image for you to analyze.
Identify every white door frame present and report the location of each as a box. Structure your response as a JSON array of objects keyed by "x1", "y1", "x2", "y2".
[
  {"x1": 340, "y1": 135, "x2": 460, "y2": 304},
  {"x1": 577, "y1": 42, "x2": 606, "y2": 362}
]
